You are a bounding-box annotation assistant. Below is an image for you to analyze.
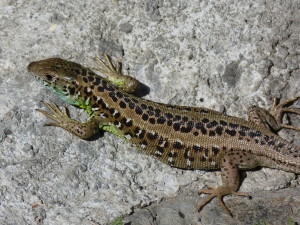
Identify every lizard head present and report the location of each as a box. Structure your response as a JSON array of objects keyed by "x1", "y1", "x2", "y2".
[{"x1": 28, "y1": 58, "x2": 85, "y2": 105}]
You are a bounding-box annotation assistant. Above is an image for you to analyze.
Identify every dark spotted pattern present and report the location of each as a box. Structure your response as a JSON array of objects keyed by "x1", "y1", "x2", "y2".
[
  {"x1": 30, "y1": 58, "x2": 299, "y2": 172},
  {"x1": 193, "y1": 145, "x2": 203, "y2": 152},
  {"x1": 167, "y1": 120, "x2": 173, "y2": 126},
  {"x1": 166, "y1": 113, "x2": 173, "y2": 118},
  {"x1": 147, "y1": 132, "x2": 158, "y2": 140},
  {"x1": 149, "y1": 118, "x2": 155, "y2": 124},
  {"x1": 183, "y1": 148, "x2": 190, "y2": 159},
  {"x1": 239, "y1": 131, "x2": 246, "y2": 136},
  {"x1": 212, "y1": 147, "x2": 220, "y2": 155},
  {"x1": 155, "y1": 146, "x2": 165, "y2": 156},
  {"x1": 173, "y1": 123, "x2": 181, "y2": 131},
  {"x1": 122, "y1": 118, "x2": 133, "y2": 127},
  {"x1": 158, "y1": 137, "x2": 169, "y2": 147},
  {"x1": 69, "y1": 87, "x2": 75, "y2": 95},
  {"x1": 168, "y1": 151, "x2": 178, "y2": 158},
  {"x1": 135, "y1": 106, "x2": 143, "y2": 115},
  {"x1": 93, "y1": 77, "x2": 101, "y2": 85},
  {"x1": 202, "y1": 118, "x2": 209, "y2": 123},
  {"x1": 119, "y1": 101, "x2": 126, "y2": 108},
  {"x1": 173, "y1": 141, "x2": 183, "y2": 149},
  {"x1": 135, "y1": 128, "x2": 145, "y2": 138},
  {"x1": 129, "y1": 102, "x2": 135, "y2": 109},
  {"x1": 195, "y1": 122, "x2": 204, "y2": 129},
  {"x1": 229, "y1": 123, "x2": 239, "y2": 129},
  {"x1": 157, "y1": 116, "x2": 166, "y2": 124},
  {"x1": 88, "y1": 76, "x2": 94, "y2": 82},
  {"x1": 225, "y1": 129, "x2": 236, "y2": 136},
  {"x1": 206, "y1": 121, "x2": 218, "y2": 128},
  {"x1": 209, "y1": 130, "x2": 216, "y2": 136},
  {"x1": 97, "y1": 86, "x2": 105, "y2": 92},
  {"x1": 182, "y1": 116, "x2": 189, "y2": 122},
  {"x1": 142, "y1": 114, "x2": 149, "y2": 121},
  {"x1": 141, "y1": 103, "x2": 147, "y2": 109},
  {"x1": 83, "y1": 77, "x2": 88, "y2": 83},
  {"x1": 116, "y1": 91, "x2": 123, "y2": 98},
  {"x1": 215, "y1": 126, "x2": 223, "y2": 135}
]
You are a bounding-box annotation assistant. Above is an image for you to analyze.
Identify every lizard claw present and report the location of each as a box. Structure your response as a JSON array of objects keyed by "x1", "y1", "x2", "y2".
[
  {"x1": 36, "y1": 101, "x2": 71, "y2": 128},
  {"x1": 270, "y1": 97, "x2": 300, "y2": 131},
  {"x1": 93, "y1": 54, "x2": 140, "y2": 93},
  {"x1": 248, "y1": 97, "x2": 300, "y2": 132},
  {"x1": 93, "y1": 53, "x2": 122, "y2": 77},
  {"x1": 198, "y1": 185, "x2": 249, "y2": 217},
  {"x1": 36, "y1": 101, "x2": 100, "y2": 139}
]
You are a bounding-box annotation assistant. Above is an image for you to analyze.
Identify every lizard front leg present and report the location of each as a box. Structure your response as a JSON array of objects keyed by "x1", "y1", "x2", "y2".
[
  {"x1": 36, "y1": 101, "x2": 102, "y2": 139},
  {"x1": 248, "y1": 97, "x2": 300, "y2": 132},
  {"x1": 94, "y1": 54, "x2": 140, "y2": 93}
]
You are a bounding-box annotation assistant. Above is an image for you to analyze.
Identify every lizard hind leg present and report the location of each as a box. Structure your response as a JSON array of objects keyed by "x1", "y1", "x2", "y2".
[
  {"x1": 198, "y1": 151, "x2": 258, "y2": 216},
  {"x1": 247, "y1": 97, "x2": 300, "y2": 132},
  {"x1": 93, "y1": 54, "x2": 141, "y2": 93},
  {"x1": 269, "y1": 97, "x2": 300, "y2": 131}
]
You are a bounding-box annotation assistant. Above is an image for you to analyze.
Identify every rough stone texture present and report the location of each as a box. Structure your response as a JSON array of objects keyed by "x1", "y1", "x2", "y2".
[
  {"x1": 124, "y1": 188, "x2": 300, "y2": 225},
  {"x1": 0, "y1": 0, "x2": 300, "y2": 224}
]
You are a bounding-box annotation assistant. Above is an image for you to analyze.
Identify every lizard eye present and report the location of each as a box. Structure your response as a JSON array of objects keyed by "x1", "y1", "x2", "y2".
[{"x1": 44, "y1": 74, "x2": 53, "y2": 81}]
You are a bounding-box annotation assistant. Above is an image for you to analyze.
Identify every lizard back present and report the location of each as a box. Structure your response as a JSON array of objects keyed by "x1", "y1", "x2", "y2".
[{"x1": 27, "y1": 58, "x2": 300, "y2": 173}]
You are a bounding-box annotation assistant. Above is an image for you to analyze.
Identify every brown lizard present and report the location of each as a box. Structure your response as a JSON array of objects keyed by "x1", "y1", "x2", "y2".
[{"x1": 27, "y1": 54, "x2": 300, "y2": 216}]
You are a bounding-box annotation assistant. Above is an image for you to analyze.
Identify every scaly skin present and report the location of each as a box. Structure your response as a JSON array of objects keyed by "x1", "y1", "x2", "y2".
[{"x1": 27, "y1": 54, "x2": 300, "y2": 216}]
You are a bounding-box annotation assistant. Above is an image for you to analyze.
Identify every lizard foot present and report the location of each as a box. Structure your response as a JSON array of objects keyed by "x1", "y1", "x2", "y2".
[
  {"x1": 248, "y1": 97, "x2": 300, "y2": 132},
  {"x1": 94, "y1": 53, "x2": 122, "y2": 79},
  {"x1": 198, "y1": 185, "x2": 250, "y2": 217},
  {"x1": 36, "y1": 101, "x2": 100, "y2": 139},
  {"x1": 36, "y1": 101, "x2": 70, "y2": 128},
  {"x1": 93, "y1": 53, "x2": 140, "y2": 93},
  {"x1": 269, "y1": 97, "x2": 300, "y2": 131}
]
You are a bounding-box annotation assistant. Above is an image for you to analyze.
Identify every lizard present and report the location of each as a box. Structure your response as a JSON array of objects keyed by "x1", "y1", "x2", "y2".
[{"x1": 27, "y1": 53, "x2": 300, "y2": 216}]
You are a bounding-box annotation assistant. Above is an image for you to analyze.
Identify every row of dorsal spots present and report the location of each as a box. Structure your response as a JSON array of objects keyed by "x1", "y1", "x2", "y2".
[
  {"x1": 268, "y1": 139, "x2": 298, "y2": 157},
  {"x1": 97, "y1": 77, "x2": 259, "y2": 145},
  {"x1": 101, "y1": 111, "x2": 206, "y2": 168},
  {"x1": 76, "y1": 70, "x2": 297, "y2": 161},
  {"x1": 242, "y1": 129, "x2": 295, "y2": 156},
  {"x1": 77, "y1": 72, "x2": 239, "y2": 141}
]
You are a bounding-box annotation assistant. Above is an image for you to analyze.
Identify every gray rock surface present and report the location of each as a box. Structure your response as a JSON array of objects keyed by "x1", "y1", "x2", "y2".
[
  {"x1": 0, "y1": 0, "x2": 300, "y2": 224},
  {"x1": 124, "y1": 188, "x2": 300, "y2": 225}
]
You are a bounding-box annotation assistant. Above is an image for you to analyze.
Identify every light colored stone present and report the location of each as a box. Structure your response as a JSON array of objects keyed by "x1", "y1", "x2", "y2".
[{"x1": 0, "y1": 0, "x2": 299, "y2": 224}]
